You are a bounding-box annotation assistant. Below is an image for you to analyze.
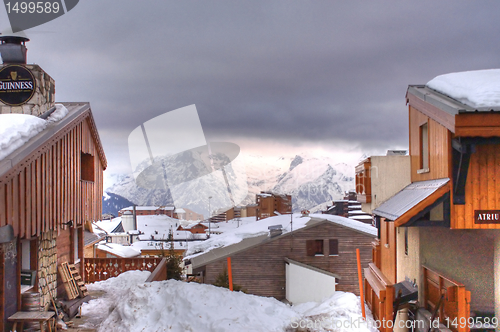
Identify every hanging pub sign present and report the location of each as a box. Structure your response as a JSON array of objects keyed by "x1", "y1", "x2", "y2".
[
  {"x1": 474, "y1": 210, "x2": 500, "y2": 224},
  {"x1": 0, "y1": 64, "x2": 36, "y2": 106}
]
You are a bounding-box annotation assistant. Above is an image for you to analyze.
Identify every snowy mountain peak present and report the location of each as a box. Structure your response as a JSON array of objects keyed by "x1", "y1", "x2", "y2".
[{"x1": 289, "y1": 155, "x2": 304, "y2": 172}]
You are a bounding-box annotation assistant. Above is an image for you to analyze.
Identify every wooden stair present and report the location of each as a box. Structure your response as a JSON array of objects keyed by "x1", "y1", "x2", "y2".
[{"x1": 59, "y1": 262, "x2": 89, "y2": 300}]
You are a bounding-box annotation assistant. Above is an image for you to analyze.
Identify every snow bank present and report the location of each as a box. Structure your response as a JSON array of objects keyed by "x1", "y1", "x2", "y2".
[
  {"x1": 293, "y1": 292, "x2": 378, "y2": 332},
  {"x1": 82, "y1": 270, "x2": 151, "y2": 329},
  {"x1": 47, "y1": 104, "x2": 69, "y2": 123},
  {"x1": 82, "y1": 271, "x2": 378, "y2": 332},
  {"x1": 88, "y1": 276, "x2": 296, "y2": 332},
  {"x1": 427, "y1": 69, "x2": 500, "y2": 108},
  {"x1": 0, "y1": 114, "x2": 46, "y2": 161}
]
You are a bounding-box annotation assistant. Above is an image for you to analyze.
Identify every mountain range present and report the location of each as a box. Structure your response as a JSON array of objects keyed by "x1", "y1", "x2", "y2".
[{"x1": 103, "y1": 153, "x2": 355, "y2": 217}]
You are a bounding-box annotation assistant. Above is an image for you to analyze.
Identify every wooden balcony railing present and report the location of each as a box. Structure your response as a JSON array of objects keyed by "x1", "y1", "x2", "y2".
[
  {"x1": 84, "y1": 257, "x2": 164, "y2": 283},
  {"x1": 364, "y1": 263, "x2": 395, "y2": 332},
  {"x1": 145, "y1": 258, "x2": 167, "y2": 282},
  {"x1": 423, "y1": 265, "x2": 471, "y2": 332}
]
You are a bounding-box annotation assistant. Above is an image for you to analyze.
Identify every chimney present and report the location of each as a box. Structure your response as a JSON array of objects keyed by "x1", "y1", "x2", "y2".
[
  {"x1": 268, "y1": 224, "x2": 283, "y2": 238},
  {"x1": 0, "y1": 36, "x2": 55, "y2": 116},
  {"x1": 0, "y1": 36, "x2": 29, "y2": 64}
]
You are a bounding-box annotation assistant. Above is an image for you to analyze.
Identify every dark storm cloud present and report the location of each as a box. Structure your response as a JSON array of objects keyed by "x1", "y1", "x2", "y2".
[{"x1": 4, "y1": 1, "x2": 500, "y2": 170}]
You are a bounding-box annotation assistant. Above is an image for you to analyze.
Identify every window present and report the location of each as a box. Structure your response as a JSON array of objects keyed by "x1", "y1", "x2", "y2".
[
  {"x1": 404, "y1": 227, "x2": 408, "y2": 256},
  {"x1": 81, "y1": 152, "x2": 94, "y2": 182},
  {"x1": 419, "y1": 122, "x2": 429, "y2": 172},
  {"x1": 329, "y1": 239, "x2": 339, "y2": 256},
  {"x1": 306, "y1": 240, "x2": 324, "y2": 256},
  {"x1": 73, "y1": 228, "x2": 80, "y2": 263}
]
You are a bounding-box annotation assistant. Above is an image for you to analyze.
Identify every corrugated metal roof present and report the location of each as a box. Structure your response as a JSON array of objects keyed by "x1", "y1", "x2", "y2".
[
  {"x1": 373, "y1": 178, "x2": 450, "y2": 221},
  {"x1": 84, "y1": 230, "x2": 104, "y2": 246}
]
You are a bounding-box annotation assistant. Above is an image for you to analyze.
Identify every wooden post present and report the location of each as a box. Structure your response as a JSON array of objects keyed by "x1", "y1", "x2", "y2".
[
  {"x1": 357, "y1": 248, "x2": 366, "y2": 320},
  {"x1": 227, "y1": 257, "x2": 233, "y2": 291}
]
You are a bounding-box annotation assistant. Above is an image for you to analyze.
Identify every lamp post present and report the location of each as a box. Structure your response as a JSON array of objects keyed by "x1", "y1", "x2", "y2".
[{"x1": 208, "y1": 196, "x2": 212, "y2": 238}]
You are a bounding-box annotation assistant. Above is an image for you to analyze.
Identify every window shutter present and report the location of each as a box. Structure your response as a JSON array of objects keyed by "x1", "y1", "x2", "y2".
[
  {"x1": 306, "y1": 240, "x2": 315, "y2": 256},
  {"x1": 329, "y1": 239, "x2": 339, "y2": 255}
]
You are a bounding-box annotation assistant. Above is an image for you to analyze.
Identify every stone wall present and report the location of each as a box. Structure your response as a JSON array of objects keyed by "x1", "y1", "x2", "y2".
[
  {"x1": 0, "y1": 64, "x2": 55, "y2": 116},
  {"x1": 38, "y1": 230, "x2": 58, "y2": 309}
]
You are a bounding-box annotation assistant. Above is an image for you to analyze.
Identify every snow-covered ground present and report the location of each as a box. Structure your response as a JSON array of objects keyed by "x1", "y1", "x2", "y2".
[{"x1": 82, "y1": 270, "x2": 378, "y2": 332}]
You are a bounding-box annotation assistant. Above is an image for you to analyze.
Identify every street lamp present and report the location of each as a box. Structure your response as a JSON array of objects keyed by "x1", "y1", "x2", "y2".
[{"x1": 208, "y1": 196, "x2": 212, "y2": 238}]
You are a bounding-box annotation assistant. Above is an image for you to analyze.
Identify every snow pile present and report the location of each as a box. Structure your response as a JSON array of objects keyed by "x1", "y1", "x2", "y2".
[
  {"x1": 427, "y1": 69, "x2": 500, "y2": 108},
  {"x1": 82, "y1": 271, "x2": 377, "y2": 332},
  {"x1": 82, "y1": 270, "x2": 151, "y2": 328},
  {"x1": 0, "y1": 114, "x2": 46, "y2": 161},
  {"x1": 87, "y1": 277, "x2": 297, "y2": 332},
  {"x1": 0, "y1": 104, "x2": 70, "y2": 161},
  {"x1": 185, "y1": 214, "x2": 310, "y2": 258},
  {"x1": 293, "y1": 292, "x2": 378, "y2": 332},
  {"x1": 47, "y1": 104, "x2": 69, "y2": 123}
]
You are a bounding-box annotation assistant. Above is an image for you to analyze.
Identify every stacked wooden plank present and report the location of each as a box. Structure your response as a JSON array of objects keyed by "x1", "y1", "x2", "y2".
[{"x1": 58, "y1": 262, "x2": 89, "y2": 300}]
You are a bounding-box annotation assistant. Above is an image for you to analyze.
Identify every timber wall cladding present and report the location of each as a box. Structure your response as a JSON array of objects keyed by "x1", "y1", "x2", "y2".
[
  {"x1": 453, "y1": 143, "x2": 500, "y2": 229},
  {"x1": 204, "y1": 222, "x2": 373, "y2": 299},
  {"x1": 409, "y1": 106, "x2": 451, "y2": 183},
  {"x1": 0, "y1": 114, "x2": 104, "y2": 239}
]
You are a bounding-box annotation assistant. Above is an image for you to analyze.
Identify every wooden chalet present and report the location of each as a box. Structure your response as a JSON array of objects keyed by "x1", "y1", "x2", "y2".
[
  {"x1": 364, "y1": 72, "x2": 500, "y2": 332},
  {"x1": 0, "y1": 37, "x2": 106, "y2": 331},
  {"x1": 256, "y1": 192, "x2": 291, "y2": 220},
  {"x1": 186, "y1": 216, "x2": 376, "y2": 302},
  {"x1": 118, "y1": 205, "x2": 175, "y2": 218}
]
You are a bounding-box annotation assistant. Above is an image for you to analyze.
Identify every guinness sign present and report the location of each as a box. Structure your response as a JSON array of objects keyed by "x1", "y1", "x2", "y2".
[{"x1": 0, "y1": 65, "x2": 36, "y2": 106}]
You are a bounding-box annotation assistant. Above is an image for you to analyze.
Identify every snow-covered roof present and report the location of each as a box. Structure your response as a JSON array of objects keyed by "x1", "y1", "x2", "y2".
[
  {"x1": 0, "y1": 102, "x2": 107, "y2": 177},
  {"x1": 185, "y1": 214, "x2": 376, "y2": 263},
  {"x1": 97, "y1": 243, "x2": 141, "y2": 258},
  {"x1": 0, "y1": 104, "x2": 71, "y2": 162},
  {"x1": 427, "y1": 69, "x2": 500, "y2": 108},
  {"x1": 131, "y1": 240, "x2": 205, "y2": 251},
  {"x1": 121, "y1": 205, "x2": 175, "y2": 211},
  {"x1": 94, "y1": 218, "x2": 123, "y2": 234}
]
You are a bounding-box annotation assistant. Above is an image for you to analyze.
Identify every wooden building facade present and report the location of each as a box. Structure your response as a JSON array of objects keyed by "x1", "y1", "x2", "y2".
[
  {"x1": 256, "y1": 192, "x2": 292, "y2": 220},
  {"x1": 188, "y1": 216, "x2": 376, "y2": 301},
  {"x1": 0, "y1": 103, "x2": 106, "y2": 330},
  {"x1": 364, "y1": 78, "x2": 500, "y2": 332}
]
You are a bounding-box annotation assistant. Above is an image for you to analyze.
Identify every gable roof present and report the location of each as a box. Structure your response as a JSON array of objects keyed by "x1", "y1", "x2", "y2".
[
  {"x1": 186, "y1": 216, "x2": 376, "y2": 269},
  {"x1": 373, "y1": 178, "x2": 450, "y2": 226},
  {"x1": 0, "y1": 102, "x2": 107, "y2": 180}
]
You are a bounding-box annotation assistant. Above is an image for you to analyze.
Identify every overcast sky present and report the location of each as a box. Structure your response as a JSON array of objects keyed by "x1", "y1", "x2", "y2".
[{"x1": 2, "y1": 1, "x2": 500, "y2": 175}]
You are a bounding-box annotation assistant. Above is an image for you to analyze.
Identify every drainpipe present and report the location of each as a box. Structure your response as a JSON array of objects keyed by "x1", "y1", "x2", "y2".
[
  {"x1": 133, "y1": 205, "x2": 137, "y2": 230},
  {"x1": 495, "y1": 232, "x2": 500, "y2": 332}
]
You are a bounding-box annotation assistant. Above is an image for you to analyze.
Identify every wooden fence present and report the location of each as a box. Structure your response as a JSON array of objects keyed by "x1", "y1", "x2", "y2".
[{"x1": 84, "y1": 257, "x2": 164, "y2": 283}]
